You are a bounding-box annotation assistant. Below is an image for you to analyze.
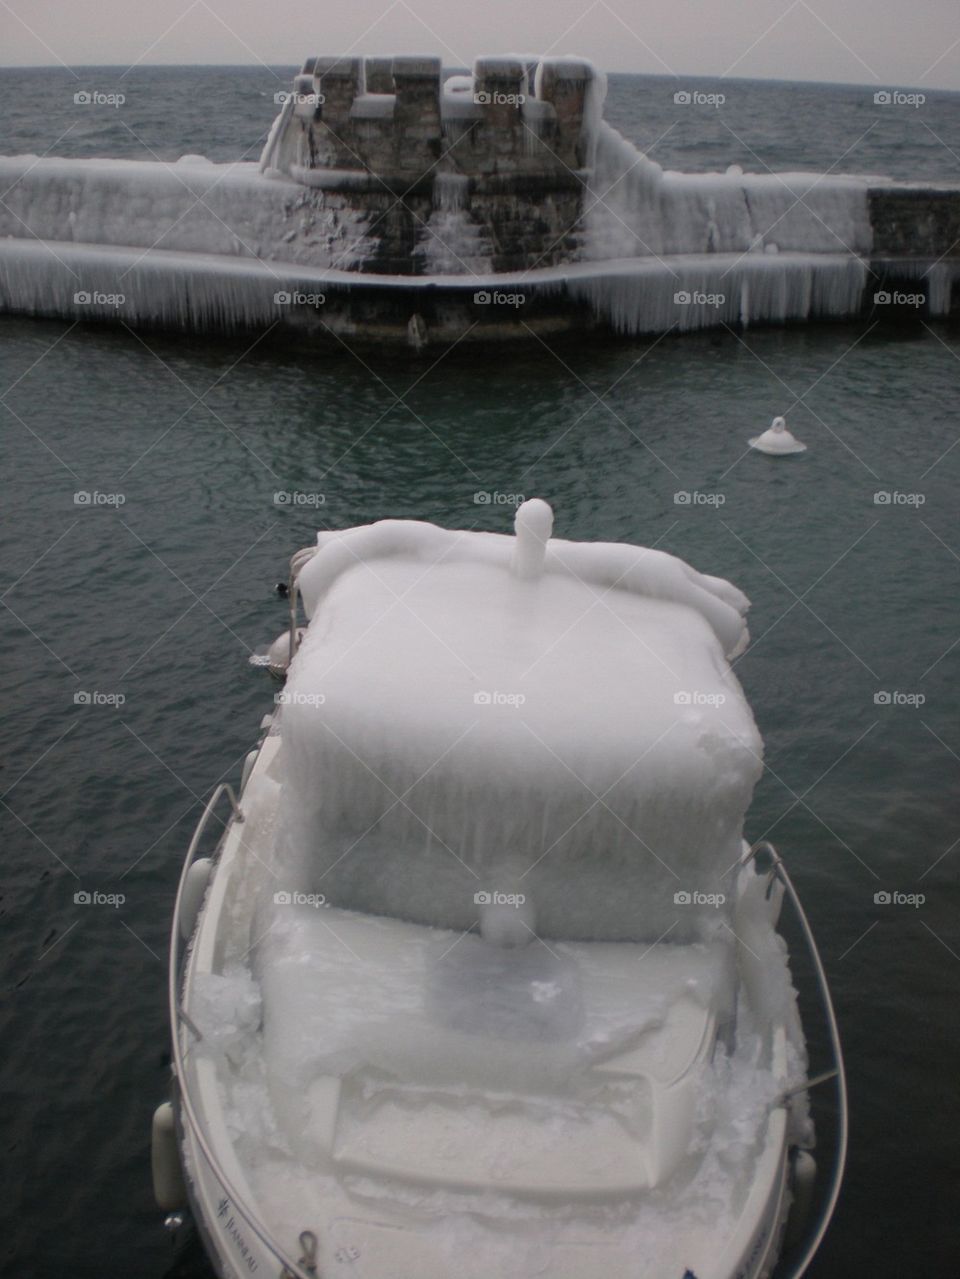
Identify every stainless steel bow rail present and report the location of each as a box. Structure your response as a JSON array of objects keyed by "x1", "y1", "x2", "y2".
[
  {"x1": 169, "y1": 782, "x2": 318, "y2": 1279},
  {"x1": 746, "y1": 841, "x2": 849, "y2": 1279}
]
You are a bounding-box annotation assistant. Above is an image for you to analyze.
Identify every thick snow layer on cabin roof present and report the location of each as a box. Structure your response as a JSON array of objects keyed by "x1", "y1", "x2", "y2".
[{"x1": 278, "y1": 518, "x2": 762, "y2": 942}]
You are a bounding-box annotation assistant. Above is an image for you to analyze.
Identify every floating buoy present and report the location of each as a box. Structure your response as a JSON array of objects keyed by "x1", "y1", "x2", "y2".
[
  {"x1": 151, "y1": 1102, "x2": 187, "y2": 1211},
  {"x1": 749, "y1": 416, "x2": 807, "y2": 455}
]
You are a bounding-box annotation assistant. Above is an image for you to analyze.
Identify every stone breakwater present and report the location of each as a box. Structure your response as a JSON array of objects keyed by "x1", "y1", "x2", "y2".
[{"x1": 0, "y1": 54, "x2": 958, "y2": 347}]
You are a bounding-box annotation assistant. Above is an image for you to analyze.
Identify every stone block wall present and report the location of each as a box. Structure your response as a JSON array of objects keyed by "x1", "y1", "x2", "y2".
[{"x1": 262, "y1": 54, "x2": 597, "y2": 274}]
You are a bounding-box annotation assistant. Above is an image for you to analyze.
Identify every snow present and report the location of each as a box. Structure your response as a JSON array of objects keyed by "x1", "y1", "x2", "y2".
[
  {"x1": 0, "y1": 155, "x2": 373, "y2": 270},
  {"x1": 749, "y1": 416, "x2": 808, "y2": 455},
  {"x1": 583, "y1": 122, "x2": 873, "y2": 261},
  {"x1": 188, "y1": 869, "x2": 805, "y2": 1278},
  {"x1": 566, "y1": 252, "x2": 869, "y2": 336},
  {"x1": 277, "y1": 507, "x2": 762, "y2": 945},
  {"x1": 0, "y1": 121, "x2": 903, "y2": 338}
]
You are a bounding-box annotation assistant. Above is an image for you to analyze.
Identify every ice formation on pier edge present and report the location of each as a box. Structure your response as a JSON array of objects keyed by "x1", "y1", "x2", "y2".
[{"x1": 0, "y1": 55, "x2": 951, "y2": 341}]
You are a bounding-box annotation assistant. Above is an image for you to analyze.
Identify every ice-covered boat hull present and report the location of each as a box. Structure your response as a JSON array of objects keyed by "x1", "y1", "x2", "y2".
[
  {"x1": 162, "y1": 505, "x2": 845, "y2": 1279},
  {"x1": 171, "y1": 738, "x2": 801, "y2": 1279}
]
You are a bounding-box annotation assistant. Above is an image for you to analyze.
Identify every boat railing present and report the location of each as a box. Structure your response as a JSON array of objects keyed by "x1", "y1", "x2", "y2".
[
  {"x1": 746, "y1": 841, "x2": 849, "y2": 1279},
  {"x1": 169, "y1": 782, "x2": 318, "y2": 1279}
]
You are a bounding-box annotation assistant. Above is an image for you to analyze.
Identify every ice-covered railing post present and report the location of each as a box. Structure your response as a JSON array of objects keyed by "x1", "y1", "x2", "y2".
[{"x1": 511, "y1": 498, "x2": 554, "y2": 580}]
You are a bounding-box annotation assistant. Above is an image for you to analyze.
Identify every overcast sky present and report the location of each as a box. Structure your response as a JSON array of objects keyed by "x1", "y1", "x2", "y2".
[{"x1": 2, "y1": 0, "x2": 958, "y2": 90}]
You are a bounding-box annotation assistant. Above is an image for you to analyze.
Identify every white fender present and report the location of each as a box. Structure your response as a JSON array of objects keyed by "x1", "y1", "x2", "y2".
[
  {"x1": 179, "y1": 857, "x2": 213, "y2": 941},
  {"x1": 151, "y1": 1102, "x2": 187, "y2": 1211},
  {"x1": 785, "y1": 1149, "x2": 818, "y2": 1249},
  {"x1": 240, "y1": 749, "x2": 260, "y2": 793}
]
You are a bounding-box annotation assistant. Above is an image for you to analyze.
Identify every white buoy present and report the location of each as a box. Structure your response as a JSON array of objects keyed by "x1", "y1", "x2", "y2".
[
  {"x1": 512, "y1": 499, "x2": 554, "y2": 579},
  {"x1": 749, "y1": 416, "x2": 807, "y2": 455}
]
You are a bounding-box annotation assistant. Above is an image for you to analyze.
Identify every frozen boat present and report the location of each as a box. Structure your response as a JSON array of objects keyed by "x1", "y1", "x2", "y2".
[{"x1": 157, "y1": 500, "x2": 846, "y2": 1279}]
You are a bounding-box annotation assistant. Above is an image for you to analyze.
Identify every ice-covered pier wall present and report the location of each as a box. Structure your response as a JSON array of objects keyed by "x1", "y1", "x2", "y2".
[{"x1": 0, "y1": 53, "x2": 958, "y2": 347}]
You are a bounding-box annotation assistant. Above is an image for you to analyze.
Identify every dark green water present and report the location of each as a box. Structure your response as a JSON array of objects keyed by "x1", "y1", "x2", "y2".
[{"x1": 1, "y1": 66, "x2": 959, "y2": 1279}]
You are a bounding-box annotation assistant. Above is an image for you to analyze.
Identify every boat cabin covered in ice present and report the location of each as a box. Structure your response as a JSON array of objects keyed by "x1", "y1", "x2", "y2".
[{"x1": 278, "y1": 499, "x2": 763, "y2": 944}]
